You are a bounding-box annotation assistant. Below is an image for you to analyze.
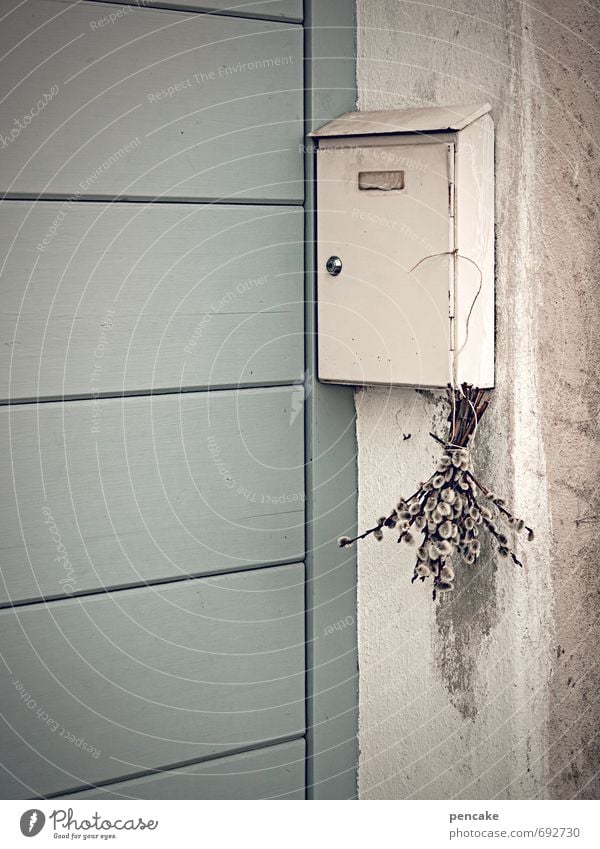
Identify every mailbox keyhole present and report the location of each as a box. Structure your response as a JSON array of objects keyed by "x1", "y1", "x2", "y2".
[{"x1": 326, "y1": 256, "x2": 343, "y2": 276}]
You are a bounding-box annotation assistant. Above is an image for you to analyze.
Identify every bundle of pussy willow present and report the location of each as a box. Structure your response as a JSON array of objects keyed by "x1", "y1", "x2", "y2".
[{"x1": 339, "y1": 384, "x2": 534, "y2": 600}]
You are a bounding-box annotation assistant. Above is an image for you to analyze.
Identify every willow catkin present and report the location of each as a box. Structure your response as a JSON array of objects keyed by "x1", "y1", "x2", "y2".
[{"x1": 338, "y1": 384, "x2": 534, "y2": 601}]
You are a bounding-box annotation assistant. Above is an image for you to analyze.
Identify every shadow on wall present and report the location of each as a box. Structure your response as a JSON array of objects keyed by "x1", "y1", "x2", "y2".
[{"x1": 434, "y1": 427, "x2": 499, "y2": 721}]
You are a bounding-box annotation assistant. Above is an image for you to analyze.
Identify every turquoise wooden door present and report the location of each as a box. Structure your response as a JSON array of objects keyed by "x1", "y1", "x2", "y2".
[{"x1": 0, "y1": 0, "x2": 357, "y2": 799}]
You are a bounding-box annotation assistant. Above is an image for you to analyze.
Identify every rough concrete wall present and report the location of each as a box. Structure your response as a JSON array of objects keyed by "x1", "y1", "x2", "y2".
[{"x1": 356, "y1": 0, "x2": 600, "y2": 799}]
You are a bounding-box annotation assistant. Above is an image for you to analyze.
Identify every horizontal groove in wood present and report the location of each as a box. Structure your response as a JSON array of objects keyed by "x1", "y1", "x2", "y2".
[
  {"x1": 85, "y1": 0, "x2": 303, "y2": 25},
  {"x1": 0, "y1": 195, "x2": 305, "y2": 206},
  {"x1": 0, "y1": 381, "x2": 303, "y2": 407},
  {"x1": 43, "y1": 734, "x2": 306, "y2": 799},
  {"x1": 0, "y1": 558, "x2": 305, "y2": 611}
]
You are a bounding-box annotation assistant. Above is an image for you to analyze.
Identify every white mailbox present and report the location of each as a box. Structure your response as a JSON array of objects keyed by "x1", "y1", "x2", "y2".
[{"x1": 310, "y1": 103, "x2": 494, "y2": 388}]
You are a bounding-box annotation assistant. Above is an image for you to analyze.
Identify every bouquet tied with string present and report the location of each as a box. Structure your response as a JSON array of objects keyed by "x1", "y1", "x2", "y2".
[{"x1": 339, "y1": 384, "x2": 533, "y2": 600}]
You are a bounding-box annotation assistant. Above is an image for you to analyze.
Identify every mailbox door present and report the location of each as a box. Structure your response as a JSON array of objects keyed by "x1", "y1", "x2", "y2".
[{"x1": 316, "y1": 141, "x2": 455, "y2": 387}]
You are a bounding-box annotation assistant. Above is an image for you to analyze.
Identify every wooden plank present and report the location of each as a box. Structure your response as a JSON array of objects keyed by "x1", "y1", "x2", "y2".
[
  {"x1": 0, "y1": 1, "x2": 303, "y2": 200},
  {"x1": 0, "y1": 388, "x2": 305, "y2": 605},
  {"x1": 66, "y1": 739, "x2": 305, "y2": 799},
  {"x1": 97, "y1": 1, "x2": 303, "y2": 23},
  {"x1": 0, "y1": 201, "x2": 303, "y2": 401},
  {"x1": 304, "y1": 0, "x2": 359, "y2": 800},
  {"x1": 0, "y1": 563, "x2": 305, "y2": 799}
]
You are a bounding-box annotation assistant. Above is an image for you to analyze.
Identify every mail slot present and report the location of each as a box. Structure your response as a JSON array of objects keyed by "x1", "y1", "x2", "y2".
[{"x1": 358, "y1": 170, "x2": 405, "y2": 191}]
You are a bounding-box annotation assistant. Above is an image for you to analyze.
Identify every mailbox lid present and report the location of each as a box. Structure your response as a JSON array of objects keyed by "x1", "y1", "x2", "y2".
[
  {"x1": 309, "y1": 102, "x2": 491, "y2": 139},
  {"x1": 316, "y1": 140, "x2": 455, "y2": 387}
]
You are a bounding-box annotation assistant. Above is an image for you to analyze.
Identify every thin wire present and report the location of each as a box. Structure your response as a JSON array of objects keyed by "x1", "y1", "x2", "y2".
[
  {"x1": 407, "y1": 248, "x2": 484, "y2": 387},
  {"x1": 451, "y1": 374, "x2": 456, "y2": 438},
  {"x1": 407, "y1": 250, "x2": 485, "y2": 449},
  {"x1": 454, "y1": 257, "x2": 484, "y2": 360}
]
